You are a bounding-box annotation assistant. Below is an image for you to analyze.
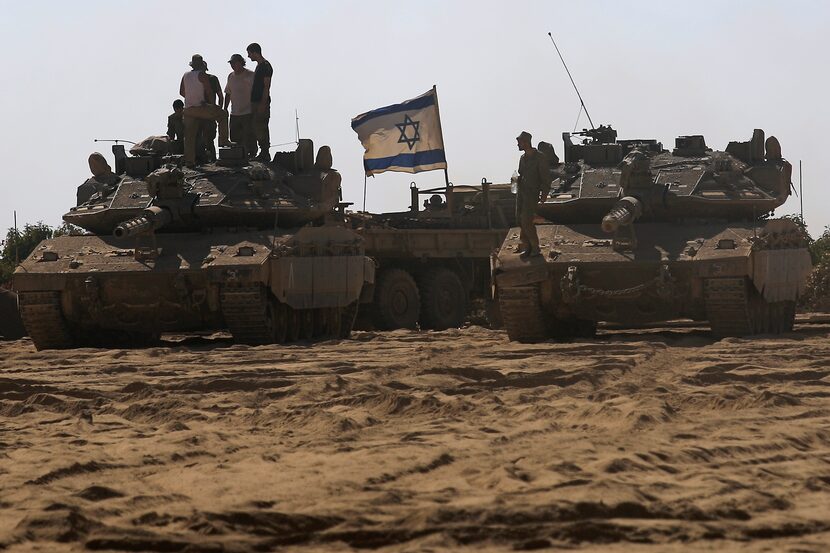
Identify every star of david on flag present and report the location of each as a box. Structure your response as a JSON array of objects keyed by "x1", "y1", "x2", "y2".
[{"x1": 351, "y1": 87, "x2": 447, "y2": 176}]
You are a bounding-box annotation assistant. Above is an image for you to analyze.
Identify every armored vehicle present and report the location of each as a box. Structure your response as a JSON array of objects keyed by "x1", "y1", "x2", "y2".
[
  {"x1": 14, "y1": 139, "x2": 374, "y2": 349},
  {"x1": 352, "y1": 180, "x2": 514, "y2": 330},
  {"x1": 493, "y1": 126, "x2": 812, "y2": 341}
]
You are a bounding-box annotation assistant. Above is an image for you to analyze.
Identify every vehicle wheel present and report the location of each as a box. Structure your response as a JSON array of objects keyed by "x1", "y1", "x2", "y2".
[
  {"x1": 419, "y1": 268, "x2": 467, "y2": 330},
  {"x1": 372, "y1": 269, "x2": 420, "y2": 330}
]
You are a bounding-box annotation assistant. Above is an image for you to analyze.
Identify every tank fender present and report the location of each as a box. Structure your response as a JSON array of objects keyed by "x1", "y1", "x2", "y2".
[
  {"x1": 751, "y1": 248, "x2": 812, "y2": 302},
  {"x1": 269, "y1": 255, "x2": 372, "y2": 310}
]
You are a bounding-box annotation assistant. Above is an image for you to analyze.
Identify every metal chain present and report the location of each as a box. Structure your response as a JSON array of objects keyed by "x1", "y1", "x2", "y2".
[{"x1": 561, "y1": 264, "x2": 673, "y2": 303}]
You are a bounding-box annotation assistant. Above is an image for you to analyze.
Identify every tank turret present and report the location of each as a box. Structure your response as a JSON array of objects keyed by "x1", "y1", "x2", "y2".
[
  {"x1": 65, "y1": 138, "x2": 343, "y2": 235},
  {"x1": 543, "y1": 126, "x2": 792, "y2": 224}
]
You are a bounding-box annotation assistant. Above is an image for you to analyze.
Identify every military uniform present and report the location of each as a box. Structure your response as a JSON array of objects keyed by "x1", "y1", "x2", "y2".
[
  {"x1": 167, "y1": 111, "x2": 184, "y2": 154},
  {"x1": 181, "y1": 56, "x2": 230, "y2": 167},
  {"x1": 251, "y1": 59, "x2": 273, "y2": 159},
  {"x1": 516, "y1": 147, "x2": 550, "y2": 255}
]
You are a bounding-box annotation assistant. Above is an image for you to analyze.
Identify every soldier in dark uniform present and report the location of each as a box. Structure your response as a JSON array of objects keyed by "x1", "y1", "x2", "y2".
[
  {"x1": 200, "y1": 61, "x2": 224, "y2": 162},
  {"x1": 167, "y1": 99, "x2": 185, "y2": 154},
  {"x1": 515, "y1": 131, "x2": 550, "y2": 258}
]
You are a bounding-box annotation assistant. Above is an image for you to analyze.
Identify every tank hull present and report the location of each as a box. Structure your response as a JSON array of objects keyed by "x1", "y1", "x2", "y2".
[
  {"x1": 13, "y1": 227, "x2": 374, "y2": 349},
  {"x1": 494, "y1": 219, "x2": 811, "y2": 341}
]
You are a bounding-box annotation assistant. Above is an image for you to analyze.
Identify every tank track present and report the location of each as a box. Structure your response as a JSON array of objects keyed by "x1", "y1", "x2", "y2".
[
  {"x1": 338, "y1": 302, "x2": 359, "y2": 339},
  {"x1": 220, "y1": 285, "x2": 356, "y2": 345},
  {"x1": 498, "y1": 285, "x2": 549, "y2": 343},
  {"x1": 18, "y1": 291, "x2": 75, "y2": 350},
  {"x1": 704, "y1": 278, "x2": 754, "y2": 337},
  {"x1": 220, "y1": 285, "x2": 277, "y2": 345},
  {"x1": 704, "y1": 277, "x2": 795, "y2": 337}
]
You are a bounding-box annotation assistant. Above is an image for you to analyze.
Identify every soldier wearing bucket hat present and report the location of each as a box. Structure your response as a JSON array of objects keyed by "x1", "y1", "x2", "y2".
[
  {"x1": 514, "y1": 130, "x2": 550, "y2": 259},
  {"x1": 179, "y1": 54, "x2": 233, "y2": 167}
]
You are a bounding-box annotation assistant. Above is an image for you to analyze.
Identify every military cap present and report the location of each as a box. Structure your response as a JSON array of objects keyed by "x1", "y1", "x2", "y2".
[
  {"x1": 189, "y1": 54, "x2": 205, "y2": 69},
  {"x1": 517, "y1": 131, "x2": 532, "y2": 142}
]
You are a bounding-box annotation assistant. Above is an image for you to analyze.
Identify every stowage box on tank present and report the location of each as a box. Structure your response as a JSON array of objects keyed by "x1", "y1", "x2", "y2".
[
  {"x1": 493, "y1": 127, "x2": 812, "y2": 341},
  {"x1": 14, "y1": 139, "x2": 375, "y2": 350}
]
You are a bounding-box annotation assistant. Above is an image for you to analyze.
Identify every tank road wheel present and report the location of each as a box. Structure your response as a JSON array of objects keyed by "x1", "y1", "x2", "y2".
[
  {"x1": 419, "y1": 268, "x2": 468, "y2": 330},
  {"x1": 220, "y1": 285, "x2": 278, "y2": 345},
  {"x1": 498, "y1": 285, "x2": 549, "y2": 343},
  {"x1": 373, "y1": 268, "x2": 420, "y2": 330},
  {"x1": 18, "y1": 291, "x2": 76, "y2": 350}
]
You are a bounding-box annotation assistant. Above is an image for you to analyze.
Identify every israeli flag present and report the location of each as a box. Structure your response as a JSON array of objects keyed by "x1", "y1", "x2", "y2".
[{"x1": 351, "y1": 87, "x2": 447, "y2": 176}]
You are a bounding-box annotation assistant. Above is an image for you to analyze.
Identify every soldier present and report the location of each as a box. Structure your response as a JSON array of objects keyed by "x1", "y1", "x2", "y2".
[
  {"x1": 224, "y1": 53, "x2": 256, "y2": 157},
  {"x1": 179, "y1": 54, "x2": 232, "y2": 167},
  {"x1": 77, "y1": 153, "x2": 121, "y2": 205},
  {"x1": 167, "y1": 99, "x2": 184, "y2": 154},
  {"x1": 246, "y1": 43, "x2": 273, "y2": 161},
  {"x1": 515, "y1": 131, "x2": 550, "y2": 258},
  {"x1": 200, "y1": 60, "x2": 224, "y2": 162}
]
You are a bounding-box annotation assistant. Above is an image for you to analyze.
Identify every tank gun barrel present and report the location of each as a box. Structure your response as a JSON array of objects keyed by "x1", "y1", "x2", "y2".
[
  {"x1": 113, "y1": 206, "x2": 172, "y2": 238},
  {"x1": 601, "y1": 196, "x2": 642, "y2": 234}
]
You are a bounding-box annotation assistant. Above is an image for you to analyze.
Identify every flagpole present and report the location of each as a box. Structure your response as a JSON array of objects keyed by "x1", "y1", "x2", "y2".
[
  {"x1": 432, "y1": 84, "x2": 450, "y2": 188},
  {"x1": 363, "y1": 172, "x2": 368, "y2": 212}
]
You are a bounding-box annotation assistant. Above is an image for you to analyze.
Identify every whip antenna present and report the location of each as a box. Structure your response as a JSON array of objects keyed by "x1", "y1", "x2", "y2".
[{"x1": 547, "y1": 32, "x2": 595, "y2": 130}]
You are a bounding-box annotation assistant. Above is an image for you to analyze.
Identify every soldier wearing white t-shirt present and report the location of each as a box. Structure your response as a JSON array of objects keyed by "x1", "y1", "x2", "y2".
[
  {"x1": 224, "y1": 54, "x2": 256, "y2": 157},
  {"x1": 179, "y1": 54, "x2": 231, "y2": 167}
]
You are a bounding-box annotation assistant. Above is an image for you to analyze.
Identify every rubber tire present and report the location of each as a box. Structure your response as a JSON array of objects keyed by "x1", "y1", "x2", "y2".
[
  {"x1": 372, "y1": 269, "x2": 420, "y2": 330},
  {"x1": 419, "y1": 268, "x2": 467, "y2": 330}
]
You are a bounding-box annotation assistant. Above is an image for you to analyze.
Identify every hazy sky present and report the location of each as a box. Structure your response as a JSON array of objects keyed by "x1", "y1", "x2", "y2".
[{"x1": 1, "y1": 0, "x2": 828, "y2": 236}]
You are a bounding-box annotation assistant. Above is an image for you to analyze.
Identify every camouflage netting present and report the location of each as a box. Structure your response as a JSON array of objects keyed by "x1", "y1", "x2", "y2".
[{"x1": 799, "y1": 260, "x2": 830, "y2": 312}]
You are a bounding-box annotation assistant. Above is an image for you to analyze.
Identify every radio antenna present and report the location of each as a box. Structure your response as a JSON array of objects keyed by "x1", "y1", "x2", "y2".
[
  {"x1": 547, "y1": 32, "x2": 595, "y2": 130},
  {"x1": 94, "y1": 138, "x2": 136, "y2": 145}
]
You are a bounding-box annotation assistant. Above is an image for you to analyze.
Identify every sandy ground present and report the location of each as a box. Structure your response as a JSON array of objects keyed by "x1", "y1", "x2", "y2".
[{"x1": 1, "y1": 324, "x2": 829, "y2": 552}]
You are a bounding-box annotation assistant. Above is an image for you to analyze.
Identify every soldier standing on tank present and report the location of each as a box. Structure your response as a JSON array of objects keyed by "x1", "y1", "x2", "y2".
[
  {"x1": 199, "y1": 60, "x2": 224, "y2": 163},
  {"x1": 179, "y1": 54, "x2": 232, "y2": 168},
  {"x1": 167, "y1": 99, "x2": 185, "y2": 155},
  {"x1": 515, "y1": 131, "x2": 550, "y2": 259},
  {"x1": 246, "y1": 43, "x2": 273, "y2": 162},
  {"x1": 224, "y1": 53, "x2": 256, "y2": 158}
]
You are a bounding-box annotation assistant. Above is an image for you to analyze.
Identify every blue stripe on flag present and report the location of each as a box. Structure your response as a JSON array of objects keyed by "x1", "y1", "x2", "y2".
[
  {"x1": 364, "y1": 149, "x2": 446, "y2": 171},
  {"x1": 351, "y1": 92, "x2": 436, "y2": 129}
]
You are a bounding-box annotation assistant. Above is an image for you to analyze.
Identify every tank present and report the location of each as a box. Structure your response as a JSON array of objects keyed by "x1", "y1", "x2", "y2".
[
  {"x1": 13, "y1": 139, "x2": 375, "y2": 349},
  {"x1": 493, "y1": 126, "x2": 813, "y2": 341}
]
